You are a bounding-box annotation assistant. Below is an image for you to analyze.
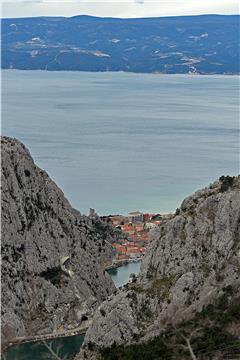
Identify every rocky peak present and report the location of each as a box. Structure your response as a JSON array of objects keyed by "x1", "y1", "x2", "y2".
[
  {"x1": 1, "y1": 136, "x2": 117, "y2": 346},
  {"x1": 81, "y1": 175, "x2": 240, "y2": 358}
]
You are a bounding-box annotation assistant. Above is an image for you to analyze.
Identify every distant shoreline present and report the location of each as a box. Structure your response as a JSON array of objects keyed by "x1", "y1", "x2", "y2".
[
  {"x1": 2, "y1": 14, "x2": 239, "y2": 21},
  {"x1": 2, "y1": 69, "x2": 239, "y2": 76}
]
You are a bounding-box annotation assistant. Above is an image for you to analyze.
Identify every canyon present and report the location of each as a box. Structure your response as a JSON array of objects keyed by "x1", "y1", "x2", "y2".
[{"x1": 1, "y1": 136, "x2": 239, "y2": 359}]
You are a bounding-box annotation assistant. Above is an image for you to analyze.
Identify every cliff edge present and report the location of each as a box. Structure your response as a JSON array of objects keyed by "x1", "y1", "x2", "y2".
[
  {"x1": 80, "y1": 175, "x2": 240, "y2": 359},
  {"x1": 1, "y1": 136, "x2": 116, "y2": 346}
]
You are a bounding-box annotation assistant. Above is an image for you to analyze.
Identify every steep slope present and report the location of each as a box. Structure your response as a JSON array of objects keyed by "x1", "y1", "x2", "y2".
[
  {"x1": 2, "y1": 15, "x2": 240, "y2": 74},
  {"x1": 1, "y1": 136, "x2": 117, "y2": 346},
  {"x1": 80, "y1": 176, "x2": 240, "y2": 359}
]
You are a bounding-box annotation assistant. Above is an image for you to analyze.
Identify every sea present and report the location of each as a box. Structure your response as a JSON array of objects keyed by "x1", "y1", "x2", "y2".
[{"x1": 2, "y1": 70, "x2": 239, "y2": 215}]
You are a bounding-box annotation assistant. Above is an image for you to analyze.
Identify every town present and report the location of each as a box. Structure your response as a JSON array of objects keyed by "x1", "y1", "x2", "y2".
[{"x1": 100, "y1": 210, "x2": 173, "y2": 265}]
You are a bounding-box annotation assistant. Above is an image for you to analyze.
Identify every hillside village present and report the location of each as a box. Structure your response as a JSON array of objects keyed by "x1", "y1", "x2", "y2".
[{"x1": 100, "y1": 210, "x2": 173, "y2": 264}]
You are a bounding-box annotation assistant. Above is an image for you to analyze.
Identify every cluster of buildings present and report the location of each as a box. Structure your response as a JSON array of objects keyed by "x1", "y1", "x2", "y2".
[
  {"x1": 101, "y1": 210, "x2": 172, "y2": 262},
  {"x1": 111, "y1": 241, "x2": 145, "y2": 261}
]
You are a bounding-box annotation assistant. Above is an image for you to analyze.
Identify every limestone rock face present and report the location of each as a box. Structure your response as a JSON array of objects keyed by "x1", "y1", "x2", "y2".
[
  {"x1": 1, "y1": 136, "x2": 116, "y2": 343},
  {"x1": 82, "y1": 176, "x2": 240, "y2": 354}
]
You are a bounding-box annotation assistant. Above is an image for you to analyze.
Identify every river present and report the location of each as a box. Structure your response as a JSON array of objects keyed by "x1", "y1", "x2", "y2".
[
  {"x1": 4, "y1": 261, "x2": 141, "y2": 360},
  {"x1": 107, "y1": 260, "x2": 141, "y2": 288}
]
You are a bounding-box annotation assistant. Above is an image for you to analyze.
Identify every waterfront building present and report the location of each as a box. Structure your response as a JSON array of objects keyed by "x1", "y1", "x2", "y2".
[{"x1": 128, "y1": 211, "x2": 144, "y2": 223}]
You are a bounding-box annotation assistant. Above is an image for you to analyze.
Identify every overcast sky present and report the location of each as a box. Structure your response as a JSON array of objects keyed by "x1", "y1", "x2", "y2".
[{"x1": 2, "y1": 0, "x2": 239, "y2": 19}]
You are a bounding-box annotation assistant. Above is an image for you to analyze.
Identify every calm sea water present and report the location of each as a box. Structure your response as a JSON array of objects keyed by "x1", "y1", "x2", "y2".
[{"x1": 2, "y1": 71, "x2": 239, "y2": 215}]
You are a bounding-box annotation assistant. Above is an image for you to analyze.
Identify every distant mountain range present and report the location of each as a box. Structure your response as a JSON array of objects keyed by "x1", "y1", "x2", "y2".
[{"x1": 2, "y1": 14, "x2": 240, "y2": 74}]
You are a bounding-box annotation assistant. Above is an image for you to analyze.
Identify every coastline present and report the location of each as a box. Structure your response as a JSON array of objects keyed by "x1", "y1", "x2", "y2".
[{"x1": 2, "y1": 69, "x2": 239, "y2": 76}]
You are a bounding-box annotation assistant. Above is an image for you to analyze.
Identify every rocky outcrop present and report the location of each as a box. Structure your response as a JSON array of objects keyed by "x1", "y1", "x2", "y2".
[
  {"x1": 80, "y1": 176, "x2": 240, "y2": 358},
  {"x1": 1, "y1": 136, "x2": 117, "y2": 345}
]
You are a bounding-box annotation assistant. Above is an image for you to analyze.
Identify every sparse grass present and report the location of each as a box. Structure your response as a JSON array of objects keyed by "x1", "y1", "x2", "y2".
[{"x1": 148, "y1": 276, "x2": 176, "y2": 298}]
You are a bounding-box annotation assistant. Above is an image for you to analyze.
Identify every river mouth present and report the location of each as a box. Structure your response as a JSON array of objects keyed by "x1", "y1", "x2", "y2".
[{"x1": 4, "y1": 261, "x2": 141, "y2": 360}]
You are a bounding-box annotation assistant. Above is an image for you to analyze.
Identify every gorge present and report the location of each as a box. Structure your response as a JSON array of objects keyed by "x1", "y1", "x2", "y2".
[
  {"x1": 79, "y1": 175, "x2": 240, "y2": 359},
  {"x1": 1, "y1": 136, "x2": 240, "y2": 360}
]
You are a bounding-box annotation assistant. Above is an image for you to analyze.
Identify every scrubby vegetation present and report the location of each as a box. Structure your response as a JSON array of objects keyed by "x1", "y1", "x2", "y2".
[
  {"x1": 93, "y1": 218, "x2": 127, "y2": 243},
  {"x1": 219, "y1": 175, "x2": 235, "y2": 192},
  {"x1": 99, "y1": 287, "x2": 240, "y2": 360}
]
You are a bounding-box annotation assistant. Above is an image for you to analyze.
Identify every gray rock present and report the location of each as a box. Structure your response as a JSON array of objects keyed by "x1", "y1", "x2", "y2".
[
  {"x1": 81, "y1": 175, "x2": 240, "y2": 358},
  {"x1": 1, "y1": 136, "x2": 117, "y2": 344}
]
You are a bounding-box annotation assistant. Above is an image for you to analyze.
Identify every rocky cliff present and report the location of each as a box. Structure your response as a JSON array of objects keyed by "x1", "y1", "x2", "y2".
[
  {"x1": 1, "y1": 136, "x2": 118, "y2": 346},
  {"x1": 80, "y1": 175, "x2": 240, "y2": 359}
]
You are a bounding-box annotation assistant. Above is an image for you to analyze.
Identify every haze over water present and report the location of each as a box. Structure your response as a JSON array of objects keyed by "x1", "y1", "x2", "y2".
[{"x1": 2, "y1": 71, "x2": 239, "y2": 215}]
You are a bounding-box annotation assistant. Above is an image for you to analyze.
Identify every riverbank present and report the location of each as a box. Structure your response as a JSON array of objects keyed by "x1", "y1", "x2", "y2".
[
  {"x1": 2, "y1": 318, "x2": 91, "y2": 355},
  {"x1": 105, "y1": 257, "x2": 142, "y2": 271},
  {"x1": 4, "y1": 260, "x2": 142, "y2": 360},
  {"x1": 107, "y1": 260, "x2": 142, "y2": 288},
  {"x1": 3, "y1": 334, "x2": 85, "y2": 360}
]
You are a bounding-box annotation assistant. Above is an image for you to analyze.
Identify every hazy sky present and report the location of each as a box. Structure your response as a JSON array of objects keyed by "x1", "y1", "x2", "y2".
[{"x1": 2, "y1": 0, "x2": 239, "y2": 19}]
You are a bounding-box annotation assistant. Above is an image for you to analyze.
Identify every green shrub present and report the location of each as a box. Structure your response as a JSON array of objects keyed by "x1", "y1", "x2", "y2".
[
  {"x1": 219, "y1": 175, "x2": 234, "y2": 192},
  {"x1": 99, "y1": 292, "x2": 240, "y2": 360}
]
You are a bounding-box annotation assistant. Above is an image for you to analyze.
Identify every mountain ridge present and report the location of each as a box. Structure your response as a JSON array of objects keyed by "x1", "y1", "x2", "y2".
[
  {"x1": 2, "y1": 14, "x2": 239, "y2": 74},
  {"x1": 1, "y1": 136, "x2": 120, "y2": 349},
  {"x1": 78, "y1": 175, "x2": 240, "y2": 359}
]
